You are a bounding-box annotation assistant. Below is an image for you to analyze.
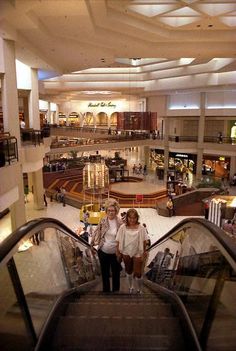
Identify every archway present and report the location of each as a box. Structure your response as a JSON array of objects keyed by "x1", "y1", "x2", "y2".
[{"x1": 96, "y1": 112, "x2": 108, "y2": 127}]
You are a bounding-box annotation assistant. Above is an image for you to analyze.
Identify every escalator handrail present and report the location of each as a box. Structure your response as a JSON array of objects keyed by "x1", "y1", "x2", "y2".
[
  {"x1": 148, "y1": 217, "x2": 236, "y2": 268},
  {"x1": 0, "y1": 217, "x2": 91, "y2": 266}
]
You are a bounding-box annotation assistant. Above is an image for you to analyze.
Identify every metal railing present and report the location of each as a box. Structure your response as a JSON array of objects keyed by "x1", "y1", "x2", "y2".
[
  {"x1": 21, "y1": 129, "x2": 43, "y2": 146},
  {"x1": 0, "y1": 135, "x2": 18, "y2": 167}
]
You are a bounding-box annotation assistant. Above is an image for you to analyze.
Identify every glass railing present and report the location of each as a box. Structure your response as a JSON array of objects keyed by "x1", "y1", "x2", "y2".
[
  {"x1": 0, "y1": 218, "x2": 99, "y2": 351},
  {"x1": 21, "y1": 129, "x2": 43, "y2": 146},
  {"x1": 146, "y1": 218, "x2": 236, "y2": 351},
  {"x1": 0, "y1": 135, "x2": 18, "y2": 167}
]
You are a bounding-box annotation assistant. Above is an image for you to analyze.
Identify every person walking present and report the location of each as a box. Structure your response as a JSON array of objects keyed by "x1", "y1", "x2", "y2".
[
  {"x1": 90, "y1": 199, "x2": 123, "y2": 293},
  {"x1": 166, "y1": 197, "x2": 174, "y2": 217},
  {"x1": 116, "y1": 208, "x2": 147, "y2": 294},
  {"x1": 82, "y1": 209, "x2": 90, "y2": 230}
]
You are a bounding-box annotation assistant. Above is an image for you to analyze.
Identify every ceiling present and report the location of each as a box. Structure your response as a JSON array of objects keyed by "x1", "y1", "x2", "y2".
[{"x1": 1, "y1": 0, "x2": 236, "y2": 102}]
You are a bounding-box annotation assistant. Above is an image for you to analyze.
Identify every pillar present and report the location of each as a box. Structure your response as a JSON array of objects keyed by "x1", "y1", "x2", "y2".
[
  {"x1": 230, "y1": 156, "x2": 236, "y2": 179},
  {"x1": 196, "y1": 148, "x2": 204, "y2": 182},
  {"x1": 32, "y1": 169, "x2": 44, "y2": 210},
  {"x1": 143, "y1": 146, "x2": 150, "y2": 168},
  {"x1": 28, "y1": 68, "x2": 40, "y2": 129},
  {"x1": 46, "y1": 101, "x2": 50, "y2": 124},
  {"x1": 55, "y1": 104, "x2": 59, "y2": 124},
  {"x1": 196, "y1": 92, "x2": 206, "y2": 179},
  {"x1": 1, "y1": 38, "x2": 26, "y2": 229},
  {"x1": 28, "y1": 172, "x2": 33, "y2": 193},
  {"x1": 23, "y1": 96, "x2": 29, "y2": 128},
  {"x1": 163, "y1": 96, "x2": 170, "y2": 182}
]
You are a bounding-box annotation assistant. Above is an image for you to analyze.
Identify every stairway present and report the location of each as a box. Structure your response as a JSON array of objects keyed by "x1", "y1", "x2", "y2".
[{"x1": 50, "y1": 291, "x2": 186, "y2": 351}]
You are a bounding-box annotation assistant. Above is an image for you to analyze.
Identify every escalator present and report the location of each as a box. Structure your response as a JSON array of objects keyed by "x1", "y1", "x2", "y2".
[{"x1": 0, "y1": 217, "x2": 235, "y2": 350}]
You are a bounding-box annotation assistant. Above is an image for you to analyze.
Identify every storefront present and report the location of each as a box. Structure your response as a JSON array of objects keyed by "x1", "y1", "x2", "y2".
[
  {"x1": 169, "y1": 152, "x2": 196, "y2": 174},
  {"x1": 150, "y1": 149, "x2": 197, "y2": 175},
  {"x1": 202, "y1": 155, "x2": 230, "y2": 178}
]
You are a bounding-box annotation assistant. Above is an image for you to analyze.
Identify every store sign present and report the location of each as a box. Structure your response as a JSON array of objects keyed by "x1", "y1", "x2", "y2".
[
  {"x1": 88, "y1": 102, "x2": 116, "y2": 108},
  {"x1": 136, "y1": 194, "x2": 143, "y2": 203},
  {"x1": 175, "y1": 154, "x2": 188, "y2": 158}
]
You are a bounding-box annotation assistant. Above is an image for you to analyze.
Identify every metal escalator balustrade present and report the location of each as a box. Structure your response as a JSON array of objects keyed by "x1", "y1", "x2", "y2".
[
  {"x1": 146, "y1": 218, "x2": 236, "y2": 351},
  {"x1": 1, "y1": 217, "x2": 235, "y2": 350},
  {"x1": 0, "y1": 218, "x2": 97, "y2": 351}
]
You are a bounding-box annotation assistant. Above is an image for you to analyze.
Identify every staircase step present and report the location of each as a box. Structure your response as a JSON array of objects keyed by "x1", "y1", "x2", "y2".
[
  {"x1": 55, "y1": 315, "x2": 181, "y2": 337},
  {"x1": 66, "y1": 301, "x2": 173, "y2": 317},
  {"x1": 53, "y1": 333, "x2": 185, "y2": 351}
]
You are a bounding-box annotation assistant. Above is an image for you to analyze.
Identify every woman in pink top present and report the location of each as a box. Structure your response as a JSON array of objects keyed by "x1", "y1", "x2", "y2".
[{"x1": 116, "y1": 208, "x2": 146, "y2": 293}]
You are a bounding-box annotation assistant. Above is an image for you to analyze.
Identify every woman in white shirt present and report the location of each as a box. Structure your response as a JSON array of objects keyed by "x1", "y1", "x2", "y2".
[
  {"x1": 91, "y1": 199, "x2": 123, "y2": 293},
  {"x1": 116, "y1": 208, "x2": 146, "y2": 293}
]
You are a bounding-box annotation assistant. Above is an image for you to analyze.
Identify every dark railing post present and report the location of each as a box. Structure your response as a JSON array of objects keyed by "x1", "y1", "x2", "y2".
[
  {"x1": 7, "y1": 257, "x2": 37, "y2": 346},
  {"x1": 199, "y1": 262, "x2": 229, "y2": 350}
]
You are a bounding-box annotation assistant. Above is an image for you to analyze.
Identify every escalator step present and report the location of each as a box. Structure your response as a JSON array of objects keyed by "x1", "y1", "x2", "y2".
[
  {"x1": 66, "y1": 301, "x2": 173, "y2": 317},
  {"x1": 52, "y1": 334, "x2": 184, "y2": 350},
  {"x1": 55, "y1": 315, "x2": 182, "y2": 337}
]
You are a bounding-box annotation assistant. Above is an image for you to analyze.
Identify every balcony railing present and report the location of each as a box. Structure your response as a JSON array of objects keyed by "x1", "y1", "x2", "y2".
[
  {"x1": 168, "y1": 135, "x2": 236, "y2": 144},
  {"x1": 0, "y1": 135, "x2": 18, "y2": 167},
  {"x1": 21, "y1": 129, "x2": 43, "y2": 146}
]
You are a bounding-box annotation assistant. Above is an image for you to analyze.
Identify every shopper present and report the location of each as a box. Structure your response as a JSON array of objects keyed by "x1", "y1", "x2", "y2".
[
  {"x1": 116, "y1": 208, "x2": 147, "y2": 294},
  {"x1": 142, "y1": 223, "x2": 151, "y2": 249},
  {"x1": 82, "y1": 209, "x2": 90, "y2": 230},
  {"x1": 222, "y1": 220, "x2": 233, "y2": 235},
  {"x1": 90, "y1": 198, "x2": 123, "y2": 293},
  {"x1": 166, "y1": 197, "x2": 174, "y2": 217}
]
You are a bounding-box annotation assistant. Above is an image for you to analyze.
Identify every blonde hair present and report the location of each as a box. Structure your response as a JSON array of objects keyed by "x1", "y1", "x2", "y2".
[{"x1": 104, "y1": 198, "x2": 120, "y2": 214}]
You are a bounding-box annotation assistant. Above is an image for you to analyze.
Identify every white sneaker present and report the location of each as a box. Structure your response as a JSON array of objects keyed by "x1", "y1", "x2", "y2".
[
  {"x1": 136, "y1": 290, "x2": 142, "y2": 294},
  {"x1": 129, "y1": 287, "x2": 134, "y2": 294}
]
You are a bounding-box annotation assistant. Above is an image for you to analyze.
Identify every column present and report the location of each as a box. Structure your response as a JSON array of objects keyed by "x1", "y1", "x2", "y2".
[
  {"x1": 1, "y1": 38, "x2": 26, "y2": 229},
  {"x1": 46, "y1": 101, "x2": 50, "y2": 124},
  {"x1": 163, "y1": 118, "x2": 170, "y2": 182},
  {"x1": 143, "y1": 146, "x2": 150, "y2": 168},
  {"x1": 196, "y1": 147, "x2": 203, "y2": 181},
  {"x1": 138, "y1": 146, "x2": 144, "y2": 163},
  {"x1": 28, "y1": 172, "x2": 33, "y2": 194},
  {"x1": 23, "y1": 97, "x2": 29, "y2": 128},
  {"x1": 32, "y1": 169, "x2": 44, "y2": 210},
  {"x1": 196, "y1": 92, "x2": 206, "y2": 180},
  {"x1": 28, "y1": 68, "x2": 40, "y2": 129},
  {"x1": 230, "y1": 156, "x2": 236, "y2": 179},
  {"x1": 55, "y1": 104, "x2": 59, "y2": 124}
]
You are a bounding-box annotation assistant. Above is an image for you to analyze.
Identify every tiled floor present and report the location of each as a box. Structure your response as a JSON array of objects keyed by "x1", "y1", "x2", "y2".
[
  {"x1": 1, "y1": 147, "x2": 236, "y2": 244},
  {"x1": 0, "y1": 190, "x2": 202, "y2": 245}
]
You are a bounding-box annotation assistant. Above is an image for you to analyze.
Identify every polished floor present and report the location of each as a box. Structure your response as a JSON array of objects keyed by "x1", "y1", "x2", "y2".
[
  {"x1": 0, "y1": 185, "x2": 202, "y2": 245},
  {"x1": 1, "y1": 147, "x2": 235, "y2": 244}
]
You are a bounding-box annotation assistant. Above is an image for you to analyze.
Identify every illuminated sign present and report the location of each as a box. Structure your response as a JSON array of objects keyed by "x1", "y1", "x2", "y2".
[
  {"x1": 175, "y1": 154, "x2": 188, "y2": 158},
  {"x1": 88, "y1": 102, "x2": 116, "y2": 108}
]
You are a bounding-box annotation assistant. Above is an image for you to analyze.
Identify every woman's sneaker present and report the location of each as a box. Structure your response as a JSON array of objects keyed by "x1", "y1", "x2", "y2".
[{"x1": 129, "y1": 287, "x2": 134, "y2": 294}]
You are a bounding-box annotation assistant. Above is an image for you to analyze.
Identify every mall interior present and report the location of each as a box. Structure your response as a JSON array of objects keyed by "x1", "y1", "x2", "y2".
[{"x1": 0, "y1": 1, "x2": 236, "y2": 350}]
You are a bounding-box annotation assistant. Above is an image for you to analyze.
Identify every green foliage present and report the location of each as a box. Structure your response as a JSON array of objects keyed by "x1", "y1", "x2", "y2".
[
  {"x1": 69, "y1": 151, "x2": 77, "y2": 159},
  {"x1": 196, "y1": 177, "x2": 222, "y2": 189}
]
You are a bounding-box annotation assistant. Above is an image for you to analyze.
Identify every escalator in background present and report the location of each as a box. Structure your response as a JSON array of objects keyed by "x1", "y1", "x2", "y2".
[
  {"x1": 0, "y1": 217, "x2": 235, "y2": 350},
  {"x1": 146, "y1": 218, "x2": 236, "y2": 351}
]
